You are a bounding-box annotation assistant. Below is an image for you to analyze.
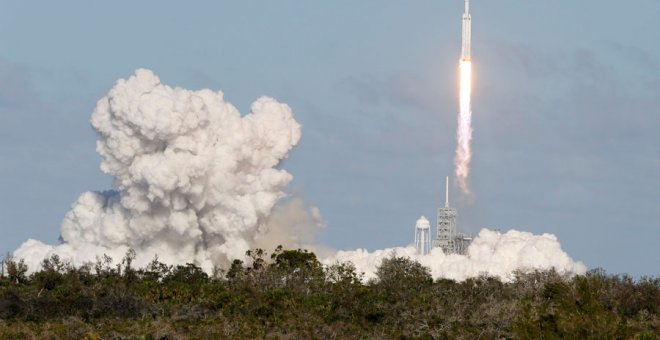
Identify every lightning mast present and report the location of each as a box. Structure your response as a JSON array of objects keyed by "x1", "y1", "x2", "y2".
[{"x1": 445, "y1": 176, "x2": 449, "y2": 208}]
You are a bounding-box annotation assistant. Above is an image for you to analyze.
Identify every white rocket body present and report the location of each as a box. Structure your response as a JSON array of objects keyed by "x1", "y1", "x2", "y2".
[{"x1": 461, "y1": 0, "x2": 471, "y2": 61}]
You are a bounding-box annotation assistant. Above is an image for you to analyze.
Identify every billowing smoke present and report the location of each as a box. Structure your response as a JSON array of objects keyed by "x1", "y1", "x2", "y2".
[
  {"x1": 455, "y1": 60, "x2": 473, "y2": 195},
  {"x1": 14, "y1": 69, "x2": 323, "y2": 272},
  {"x1": 324, "y1": 229, "x2": 586, "y2": 282},
  {"x1": 14, "y1": 69, "x2": 585, "y2": 283}
]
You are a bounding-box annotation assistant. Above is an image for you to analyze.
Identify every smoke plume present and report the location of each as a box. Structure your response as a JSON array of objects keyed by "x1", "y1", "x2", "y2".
[
  {"x1": 455, "y1": 60, "x2": 473, "y2": 195},
  {"x1": 14, "y1": 69, "x2": 323, "y2": 272},
  {"x1": 324, "y1": 228, "x2": 586, "y2": 282},
  {"x1": 14, "y1": 69, "x2": 586, "y2": 283}
]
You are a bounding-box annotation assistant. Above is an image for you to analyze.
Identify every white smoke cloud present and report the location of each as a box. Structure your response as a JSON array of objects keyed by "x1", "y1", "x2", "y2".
[
  {"x1": 13, "y1": 69, "x2": 585, "y2": 284},
  {"x1": 323, "y1": 228, "x2": 586, "y2": 282},
  {"x1": 14, "y1": 68, "x2": 321, "y2": 272}
]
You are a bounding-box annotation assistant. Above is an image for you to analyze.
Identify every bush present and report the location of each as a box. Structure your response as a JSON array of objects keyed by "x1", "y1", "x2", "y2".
[{"x1": 0, "y1": 248, "x2": 656, "y2": 338}]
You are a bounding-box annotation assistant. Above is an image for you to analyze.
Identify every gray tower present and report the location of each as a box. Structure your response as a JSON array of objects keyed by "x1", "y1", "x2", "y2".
[
  {"x1": 433, "y1": 176, "x2": 458, "y2": 254},
  {"x1": 433, "y1": 176, "x2": 472, "y2": 255}
]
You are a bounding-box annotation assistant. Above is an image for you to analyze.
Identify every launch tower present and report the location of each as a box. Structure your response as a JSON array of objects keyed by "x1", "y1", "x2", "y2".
[
  {"x1": 433, "y1": 176, "x2": 472, "y2": 255},
  {"x1": 433, "y1": 176, "x2": 458, "y2": 253}
]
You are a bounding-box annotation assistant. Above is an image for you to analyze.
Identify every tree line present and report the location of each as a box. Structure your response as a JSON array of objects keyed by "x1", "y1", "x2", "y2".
[{"x1": 0, "y1": 247, "x2": 658, "y2": 339}]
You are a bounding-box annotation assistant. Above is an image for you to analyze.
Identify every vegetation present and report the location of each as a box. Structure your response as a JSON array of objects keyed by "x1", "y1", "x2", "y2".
[{"x1": 0, "y1": 248, "x2": 658, "y2": 339}]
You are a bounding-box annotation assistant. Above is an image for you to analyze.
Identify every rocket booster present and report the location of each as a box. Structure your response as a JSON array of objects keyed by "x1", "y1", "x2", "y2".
[{"x1": 461, "y1": 0, "x2": 471, "y2": 61}]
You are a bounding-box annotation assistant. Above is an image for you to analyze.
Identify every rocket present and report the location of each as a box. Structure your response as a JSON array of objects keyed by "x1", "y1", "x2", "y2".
[{"x1": 461, "y1": 0, "x2": 471, "y2": 61}]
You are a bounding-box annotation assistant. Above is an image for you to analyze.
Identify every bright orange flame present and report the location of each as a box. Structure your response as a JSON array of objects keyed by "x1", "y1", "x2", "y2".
[{"x1": 455, "y1": 60, "x2": 472, "y2": 195}]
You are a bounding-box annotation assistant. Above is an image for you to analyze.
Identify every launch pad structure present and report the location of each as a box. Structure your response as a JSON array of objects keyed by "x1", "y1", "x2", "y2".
[
  {"x1": 414, "y1": 176, "x2": 472, "y2": 256},
  {"x1": 432, "y1": 176, "x2": 472, "y2": 255}
]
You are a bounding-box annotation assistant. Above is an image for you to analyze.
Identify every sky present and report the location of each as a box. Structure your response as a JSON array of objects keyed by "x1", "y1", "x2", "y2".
[{"x1": 0, "y1": 1, "x2": 658, "y2": 277}]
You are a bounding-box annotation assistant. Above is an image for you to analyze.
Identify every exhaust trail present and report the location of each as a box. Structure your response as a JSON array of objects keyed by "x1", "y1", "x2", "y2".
[
  {"x1": 455, "y1": 60, "x2": 472, "y2": 194},
  {"x1": 454, "y1": 0, "x2": 473, "y2": 195}
]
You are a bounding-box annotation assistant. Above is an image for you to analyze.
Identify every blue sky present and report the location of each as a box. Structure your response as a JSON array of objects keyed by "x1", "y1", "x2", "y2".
[{"x1": 1, "y1": 1, "x2": 658, "y2": 276}]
